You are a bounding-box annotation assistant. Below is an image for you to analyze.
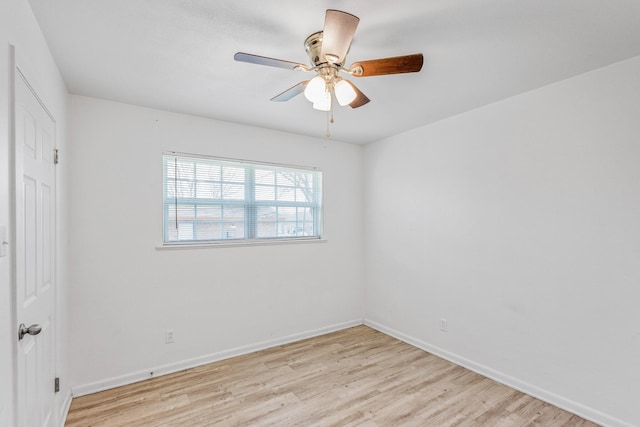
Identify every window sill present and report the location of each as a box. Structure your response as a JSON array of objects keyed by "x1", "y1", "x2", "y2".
[{"x1": 156, "y1": 238, "x2": 327, "y2": 250}]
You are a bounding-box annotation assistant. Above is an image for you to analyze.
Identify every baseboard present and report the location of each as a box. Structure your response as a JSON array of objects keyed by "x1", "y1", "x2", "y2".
[
  {"x1": 364, "y1": 319, "x2": 634, "y2": 427},
  {"x1": 71, "y1": 319, "x2": 363, "y2": 397}
]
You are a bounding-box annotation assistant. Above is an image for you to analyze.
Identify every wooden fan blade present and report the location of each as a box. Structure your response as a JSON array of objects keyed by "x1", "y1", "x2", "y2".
[
  {"x1": 320, "y1": 10, "x2": 359, "y2": 65},
  {"x1": 350, "y1": 53, "x2": 424, "y2": 77},
  {"x1": 271, "y1": 81, "x2": 309, "y2": 102},
  {"x1": 234, "y1": 52, "x2": 307, "y2": 71},
  {"x1": 344, "y1": 81, "x2": 370, "y2": 108}
]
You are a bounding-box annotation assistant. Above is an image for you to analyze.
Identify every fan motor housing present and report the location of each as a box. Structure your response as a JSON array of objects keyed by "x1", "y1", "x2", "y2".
[{"x1": 305, "y1": 31, "x2": 326, "y2": 66}]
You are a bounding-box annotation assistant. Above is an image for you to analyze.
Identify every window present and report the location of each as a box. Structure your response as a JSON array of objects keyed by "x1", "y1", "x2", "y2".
[{"x1": 163, "y1": 153, "x2": 323, "y2": 244}]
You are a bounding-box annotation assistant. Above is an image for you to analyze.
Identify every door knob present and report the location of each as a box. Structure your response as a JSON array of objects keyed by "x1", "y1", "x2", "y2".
[{"x1": 18, "y1": 323, "x2": 42, "y2": 340}]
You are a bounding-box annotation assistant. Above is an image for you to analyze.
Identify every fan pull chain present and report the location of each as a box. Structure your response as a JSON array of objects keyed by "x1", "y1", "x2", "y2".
[
  {"x1": 326, "y1": 110, "x2": 331, "y2": 137},
  {"x1": 325, "y1": 96, "x2": 335, "y2": 137}
]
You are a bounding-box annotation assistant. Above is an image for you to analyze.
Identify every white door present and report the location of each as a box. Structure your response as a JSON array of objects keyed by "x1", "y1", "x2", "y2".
[{"x1": 14, "y1": 68, "x2": 57, "y2": 427}]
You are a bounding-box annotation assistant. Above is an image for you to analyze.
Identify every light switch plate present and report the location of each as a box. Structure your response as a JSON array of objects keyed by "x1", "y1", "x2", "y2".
[{"x1": 0, "y1": 226, "x2": 7, "y2": 257}]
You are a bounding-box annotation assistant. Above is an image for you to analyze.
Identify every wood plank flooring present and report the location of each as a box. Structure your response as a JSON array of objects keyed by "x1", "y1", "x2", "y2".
[{"x1": 65, "y1": 326, "x2": 598, "y2": 426}]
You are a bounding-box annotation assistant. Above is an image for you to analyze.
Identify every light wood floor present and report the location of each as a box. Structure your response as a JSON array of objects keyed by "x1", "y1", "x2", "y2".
[{"x1": 65, "y1": 326, "x2": 598, "y2": 426}]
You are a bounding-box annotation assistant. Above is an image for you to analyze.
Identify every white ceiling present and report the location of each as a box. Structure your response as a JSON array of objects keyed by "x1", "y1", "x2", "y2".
[{"x1": 27, "y1": 0, "x2": 640, "y2": 144}]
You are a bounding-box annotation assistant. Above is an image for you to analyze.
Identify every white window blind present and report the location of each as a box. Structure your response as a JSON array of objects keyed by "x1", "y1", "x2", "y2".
[{"x1": 163, "y1": 153, "x2": 323, "y2": 243}]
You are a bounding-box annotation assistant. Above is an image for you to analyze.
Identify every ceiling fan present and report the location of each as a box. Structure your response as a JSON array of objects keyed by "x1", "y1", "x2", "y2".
[{"x1": 234, "y1": 9, "x2": 423, "y2": 127}]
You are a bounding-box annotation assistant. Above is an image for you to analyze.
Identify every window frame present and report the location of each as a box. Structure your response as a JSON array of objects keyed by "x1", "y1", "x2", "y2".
[{"x1": 161, "y1": 152, "x2": 324, "y2": 247}]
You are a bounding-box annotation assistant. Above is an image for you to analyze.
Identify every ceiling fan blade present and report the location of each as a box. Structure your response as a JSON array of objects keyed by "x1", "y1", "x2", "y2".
[
  {"x1": 320, "y1": 10, "x2": 359, "y2": 65},
  {"x1": 234, "y1": 52, "x2": 307, "y2": 71},
  {"x1": 271, "y1": 81, "x2": 309, "y2": 102},
  {"x1": 349, "y1": 53, "x2": 424, "y2": 77},
  {"x1": 344, "y1": 81, "x2": 370, "y2": 108}
]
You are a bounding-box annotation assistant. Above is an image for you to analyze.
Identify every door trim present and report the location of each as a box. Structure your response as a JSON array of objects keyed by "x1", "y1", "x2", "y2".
[{"x1": 9, "y1": 42, "x2": 17, "y2": 427}]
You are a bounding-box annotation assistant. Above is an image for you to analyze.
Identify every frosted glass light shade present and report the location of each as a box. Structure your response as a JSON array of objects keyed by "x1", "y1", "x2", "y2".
[
  {"x1": 304, "y1": 76, "x2": 326, "y2": 103},
  {"x1": 313, "y1": 91, "x2": 331, "y2": 111},
  {"x1": 334, "y1": 80, "x2": 357, "y2": 106}
]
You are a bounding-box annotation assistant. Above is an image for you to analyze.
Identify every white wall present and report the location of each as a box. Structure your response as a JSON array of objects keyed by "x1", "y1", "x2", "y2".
[
  {"x1": 364, "y1": 56, "x2": 640, "y2": 427},
  {"x1": 0, "y1": 0, "x2": 70, "y2": 425},
  {"x1": 67, "y1": 95, "x2": 364, "y2": 393}
]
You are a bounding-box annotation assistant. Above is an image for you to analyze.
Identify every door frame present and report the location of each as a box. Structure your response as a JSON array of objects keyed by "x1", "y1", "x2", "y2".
[{"x1": 10, "y1": 44, "x2": 59, "y2": 427}]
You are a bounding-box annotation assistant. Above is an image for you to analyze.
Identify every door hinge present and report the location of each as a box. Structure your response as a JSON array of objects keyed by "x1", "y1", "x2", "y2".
[
  {"x1": 54, "y1": 149, "x2": 59, "y2": 165},
  {"x1": 54, "y1": 377, "x2": 60, "y2": 393}
]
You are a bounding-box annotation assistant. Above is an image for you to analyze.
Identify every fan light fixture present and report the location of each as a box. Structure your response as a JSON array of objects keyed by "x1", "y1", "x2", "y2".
[
  {"x1": 313, "y1": 92, "x2": 331, "y2": 111},
  {"x1": 304, "y1": 76, "x2": 326, "y2": 103},
  {"x1": 234, "y1": 9, "x2": 424, "y2": 137},
  {"x1": 334, "y1": 79, "x2": 357, "y2": 106},
  {"x1": 304, "y1": 75, "x2": 357, "y2": 111}
]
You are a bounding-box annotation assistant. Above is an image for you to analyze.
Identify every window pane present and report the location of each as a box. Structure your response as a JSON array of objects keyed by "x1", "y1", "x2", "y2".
[
  {"x1": 295, "y1": 188, "x2": 309, "y2": 202},
  {"x1": 224, "y1": 207, "x2": 245, "y2": 238},
  {"x1": 222, "y1": 184, "x2": 245, "y2": 200},
  {"x1": 176, "y1": 161, "x2": 194, "y2": 180},
  {"x1": 279, "y1": 207, "x2": 296, "y2": 221},
  {"x1": 256, "y1": 223, "x2": 275, "y2": 238},
  {"x1": 195, "y1": 222, "x2": 221, "y2": 240},
  {"x1": 166, "y1": 180, "x2": 175, "y2": 198},
  {"x1": 223, "y1": 166, "x2": 245, "y2": 183},
  {"x1": 224, "y1": 206, "x2": 245, "y2": 219},
  {"x1": 256, "y1": 206, "x2": 276, "y2": 238},
  {"x1": 297, "y1": 207, "x2": 313, "y2": 219},
  {"x1": 255, "y1": 185, "x2": 275, "y2": 201},
  {"x1": 195, "y1": 181, "x2": 217, "y2": 199},
  {"x1": 196, "y1": 163, "x2": 220, "y2": 181},
  {"x1": 197, "y1": 205, "x2": 221, "y2": 219},
  {"x1": 177, "y1": 223, "x2": 193, "y2": 240},
  {"x1": 176, "y1": 180, "x2": 194, "y2": 198},
  {"x1": 165, "y1": 160, "x2": 176, "y2": 178},
  {"x1": 223, "y1": 223, "x2": 243, "y2": 239},
  {"x1": 166, "y1": 226, "x2": 177, "y2": 241},
  {"x1": 222, "y1": 205, "x2": 245, "y2": 240},
  {"x1": 257, "y1": 206, "x2": 276, "y2": 219},
  {"x1": 176, "y1": 204, "x2": 195, "y2": 221},
  {"x1": 300, "y1": 222, "x2": 314, "y2": 236},
  {"x1": 277, "y1": 171, "x2": 295, "y2": 186},
  {"x1": 276, "y1": 186, "x2": 295, "y2": 202},
  {"x1": 255, "y1": 169, "x2": 274, "y2": 185},
  {"x1": 298, "y1": 172, "x2": 313, "y2": 187}
]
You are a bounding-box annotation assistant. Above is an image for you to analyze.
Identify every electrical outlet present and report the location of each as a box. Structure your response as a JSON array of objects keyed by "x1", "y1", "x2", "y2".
[
  {"x1": 165, "y1": 330, "x2": 175, "y2": 344},
  {"x1": 440, "y1": 318, "x2": 448, "y2": 332}
]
